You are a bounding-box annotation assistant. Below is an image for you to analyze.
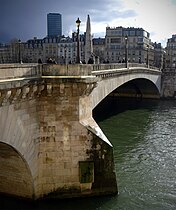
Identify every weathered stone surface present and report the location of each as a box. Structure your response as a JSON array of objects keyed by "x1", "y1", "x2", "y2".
[
  {"x1": 0, "y1": 63, "x2": 161, "y2": 200},
  {"x1": 0, "y1": 65, "x2": 117, "y2": 200},
  {"x1": 161, "y1": 68, "x2": 176, "y2": 98},
  {"x1": 0, "y1": 143, "x2": 34, "y2": 198}
]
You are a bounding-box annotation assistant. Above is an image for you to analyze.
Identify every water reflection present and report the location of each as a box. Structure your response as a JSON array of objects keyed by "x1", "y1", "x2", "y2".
[{"x1": 0, "y1": 195, "x2": 117, "y2": 210}]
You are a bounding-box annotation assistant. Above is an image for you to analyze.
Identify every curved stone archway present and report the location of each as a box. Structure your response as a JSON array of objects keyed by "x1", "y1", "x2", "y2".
[
  {"x1": 0, "y1": 142, "x2": 34, "y2": 199},
  {"x1": 91, "y1": 72, "x2": 161, "y2": 109},
  {"x1": 112, "y1": 78, "x2": 160, "y2": 99}
]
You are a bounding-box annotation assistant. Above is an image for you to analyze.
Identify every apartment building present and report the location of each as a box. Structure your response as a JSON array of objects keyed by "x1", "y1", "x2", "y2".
[
  {"x1": 104, "y1": 26, "x2": 152, "y2": 64},
  {"x1": 165, "y1": 34, "x2": 176, "y2": 68},
  {"x1": 0, "y1": 43, "x2": 11, "y2": 63},
  {"x1": 23, "y1": 37, "x2": 43, "y2": 63},
  {"x1": 93, "y1": 38, "x2": 105, "y2": 63}
]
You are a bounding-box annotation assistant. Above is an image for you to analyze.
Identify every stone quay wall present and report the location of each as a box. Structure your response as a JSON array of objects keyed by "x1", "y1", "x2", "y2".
[{"x1": 161, "y1": 68, "x2": 176, "y2": 98}]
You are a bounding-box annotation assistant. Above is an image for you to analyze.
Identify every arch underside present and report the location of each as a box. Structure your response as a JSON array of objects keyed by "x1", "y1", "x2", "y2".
[
  {"x1": 0, "y1": 142, "x2": 33, "y2": 199},
  {"x1": 92, "y1": 73, "x2": 161, "y2": 109},
  {"x1": 112, "y1": 78, "x2": 160, "y2": 99}
]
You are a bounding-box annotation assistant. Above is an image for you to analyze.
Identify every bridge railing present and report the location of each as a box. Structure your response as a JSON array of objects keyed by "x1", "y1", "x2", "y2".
[
  {"x1": 0, "y1": 63, "x2": 160, "y2": 81},
  {"x1": 0, "y1": 64, "x2": 42, "y2": 80},
  {"x1": 42, "y1": 63, "x2": 160, "y2": 77},
  {"x1": 91, "y1": 63, "x2": 160, "y2": 71},
  {"x1": 42, "y1": 64, "x2": 92, "y2": 76},
  {"x1": 92, "y1": 63, "x2": 126, "y2": 71},
  {"x1": 91, "y1": 63, "x2": 161, "y2": 78}
]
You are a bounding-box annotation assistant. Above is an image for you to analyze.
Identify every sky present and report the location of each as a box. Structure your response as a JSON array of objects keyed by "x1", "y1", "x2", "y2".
[{"x1": 0, "y1": 0, "x2": 176, "y2": 47}]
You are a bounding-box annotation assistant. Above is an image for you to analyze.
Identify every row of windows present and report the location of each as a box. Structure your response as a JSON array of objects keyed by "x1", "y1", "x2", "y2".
[
  {"x1": 25, "y1": 44, "x2": 43, "y2": 48},
  {"x1": 106, "y1": 51, "x2": 142, "y2": 56},
  {"x1": 107, "y1": 30, "x2": 148, "y2": 37},
  {"x1": 167, "y1": 44, "x2": 176, "y2": 48},
  {"x1": 108, "y1": 45, "x2": 146, "y2": 50},
  {"x1": 107, "y1": 37, "x2": 144, "y2": 44}
]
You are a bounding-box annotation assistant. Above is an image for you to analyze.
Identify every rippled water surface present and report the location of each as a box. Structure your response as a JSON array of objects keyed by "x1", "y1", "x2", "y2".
[
  {"x1": 97, "y1": 100, "x2": 176, "y2": 210},
  {"x1": 1, "y1": 100, "x2": 176, "y2": 210}
]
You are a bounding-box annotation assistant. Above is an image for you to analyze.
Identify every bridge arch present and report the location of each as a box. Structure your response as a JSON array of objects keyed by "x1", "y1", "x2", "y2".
[
  {"x1": 0, "y1": 103, "x2": 39, "y2": 199},
  {"x1": 112, "y1": 78, "x2": 160, "y2": 99},
  {"x1": 91, "y1": 72, "x2": 161, "y2": 109},
  {"x1": 0, "y1": 142, "x2": 34, "y2": 198}
]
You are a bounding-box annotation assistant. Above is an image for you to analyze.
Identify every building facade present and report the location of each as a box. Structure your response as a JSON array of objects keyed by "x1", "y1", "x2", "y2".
[
  {"x1": 165, "y1": 34, "x2": 176, "y2": 68},
  {"x1": 23, "y1": 37, "x2": 43, "y2": 63},
  {"x1": 47, "y1": 13, "x2": 62, "y2": 37},
  {"x1": 152, "y1": 42, "x2": 165, "y2": 69},
  {"x1": 0, "y1": 44, "x2": 11, "y2": 63},
  {"x1": 161, "y1": 35, "x2": 176, "y2": 98},
  {"x1": 104, "y1": 26, "x2": 153, "y2": 64},
  {"x1": 0, "y1": 15, "x2": 165, "y2": 68},
  {"x1": 93, "y1": 38, "x2": 105, "y2": 63}
]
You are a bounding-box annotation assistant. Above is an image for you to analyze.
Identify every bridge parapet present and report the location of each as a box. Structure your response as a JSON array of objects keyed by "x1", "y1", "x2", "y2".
[
  {"x1": 92, "y1": 64, "x2": 161, "y2": 78},
  {"x1": 0, "y1": 64, "x2": 42, "y2": 80},
  {"x1": 92, "y1": 63, "x2": 160, "y2": 72},
  {"x1": 42, "y1": 64, "x2": 92, "y2": 76},
  {"x1": 0, "y1": 63, "x2": 160, "y2": 81}
]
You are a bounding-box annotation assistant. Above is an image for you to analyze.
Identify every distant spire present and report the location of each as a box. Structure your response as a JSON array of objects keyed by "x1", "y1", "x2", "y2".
[
  {"x1": 86, "y1": 14, "x2": 91, "y2": 34},
  {"x1": 85, "y1": 14, "x2": 93, "y2": 64}
]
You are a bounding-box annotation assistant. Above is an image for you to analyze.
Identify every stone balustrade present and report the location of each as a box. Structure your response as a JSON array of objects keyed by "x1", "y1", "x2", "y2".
[{"x1": 0, "y1": 63, "x2": 160, "y2": 81}]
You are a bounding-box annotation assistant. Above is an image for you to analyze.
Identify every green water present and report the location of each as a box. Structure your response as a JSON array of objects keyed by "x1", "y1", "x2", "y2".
[
  {"x1": 98, "y1": 100, "x2": 176, "y2": 210},
  {"x1": 1, "y1": 100, "x2": 176, "y2": 210}
]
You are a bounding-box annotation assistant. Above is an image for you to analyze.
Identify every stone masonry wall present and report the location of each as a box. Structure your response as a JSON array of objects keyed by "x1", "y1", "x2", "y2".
[
  {"x1": 0, "y1": 99, "x2": 39, "y2": 199},
  {"x1": 161, "y1": 68, "x2": 176, "y2": 98},
  {"x1": 35, "y1": 79, "x2": 117, "y2": 199}
]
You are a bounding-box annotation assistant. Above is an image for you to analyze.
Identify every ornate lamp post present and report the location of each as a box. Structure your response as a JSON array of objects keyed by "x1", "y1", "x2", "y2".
[
  {"x1": 64, "y1": 45, "x2": 67, "y2": 64},
  {"x1": 125, "y1": 35, "x2": 128, "y2": 68},
  {"x1": 76, "y1": 17, "x2": 81, "y2": 64},
  {"x1": 146, "y1": 45, "x2": 149, "y2": 68},
  {"x1": 18, "y1": 39, "x2": 22, "y2": 64}
]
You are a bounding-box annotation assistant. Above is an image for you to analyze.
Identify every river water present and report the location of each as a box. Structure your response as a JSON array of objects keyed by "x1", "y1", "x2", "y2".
[{"x1": 1, "y1": 99, "x2": 176, "y2": 210}]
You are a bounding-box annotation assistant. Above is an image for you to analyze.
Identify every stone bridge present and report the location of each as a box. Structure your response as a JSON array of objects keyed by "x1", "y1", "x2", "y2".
[{"x1": 0, "y1": 63, "x2": 161, "y2": 200}]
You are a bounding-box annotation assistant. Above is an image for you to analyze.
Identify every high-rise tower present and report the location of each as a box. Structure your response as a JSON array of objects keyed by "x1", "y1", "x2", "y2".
[
  {"x1": 47, "y1": 13, "x2": 62, "y2": 37},
  {"x1": 85, "y1": 15, "x2": 93, "y2": 63}
]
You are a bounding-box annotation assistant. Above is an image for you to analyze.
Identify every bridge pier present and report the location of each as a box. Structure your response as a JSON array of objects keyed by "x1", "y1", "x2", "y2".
[
  {"x1": 0, "y1": 66, "x2": 117, "y2": 200},
  {"x1": 35, "y1": 77, "x2": 117, "y2": 199}
]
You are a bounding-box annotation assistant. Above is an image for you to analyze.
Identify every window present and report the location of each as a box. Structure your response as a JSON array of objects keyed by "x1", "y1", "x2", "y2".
[
  {"x1": 123, "y1": 31, "x2": 127, "y2": 36},
  {"x1": 138, "y1": 38, "x2": 143, "y2": 43},
  {"x1": 130, "y1": 31, "x2": 135, "y2": 36},
  {"x1": 111, "y1": 45, "x2": 116, "y2": 49},
  {"x1": 136, "y1": 30, "x2": 143, "y2": 36},
  {"x1": 111, "y1": 38, "x2": 121, "y2": 43}
]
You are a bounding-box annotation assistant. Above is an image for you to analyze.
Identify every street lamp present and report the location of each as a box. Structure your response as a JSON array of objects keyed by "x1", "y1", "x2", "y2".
[
  {"x1": 64, "y1": 45, "x2": 67, "y2": 64},
  {"x1": 18, "y1": 39, "x2": 22, "y2": 64},
  {"x1": 146, "y1": 45, "x2": 149, "y2": 68},
  {"x1": 125, "y1": 35, "x2": 128, "y2": 68},
  {"x1": 76, "y1": 17, "x2": 81, "y2": 64}
]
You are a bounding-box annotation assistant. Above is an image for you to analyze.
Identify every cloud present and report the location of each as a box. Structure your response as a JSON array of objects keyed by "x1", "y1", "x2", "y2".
[
  {"x1": 1, "y1": 0, "x2": 123, "y2": 42},
  {"x1": 0, "y1": 0, "x2": 176, "y2": 46},
  {"x1": 90, "y1": 9, "x2": 137, "y2": 23},
  {"x1": 121, "y1": 0, "x2": 176, "y2": 46}
]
